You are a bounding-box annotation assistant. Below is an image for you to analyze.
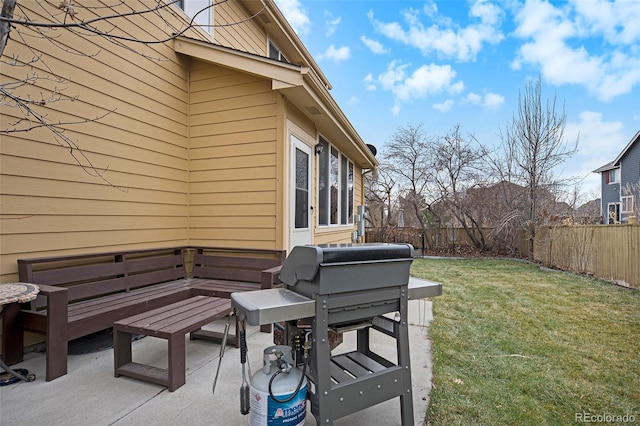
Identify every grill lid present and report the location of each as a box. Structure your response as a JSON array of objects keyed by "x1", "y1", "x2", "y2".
[{"x1": 279, "y1": 243, "x2": 414, "y2": 287}]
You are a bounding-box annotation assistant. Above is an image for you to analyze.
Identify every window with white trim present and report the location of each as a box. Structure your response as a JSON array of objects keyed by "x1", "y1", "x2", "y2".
[
  {"x1": 178, "y1": 0, "x2": 212, "y2": 34},
  {"x1": 268, "y1": 40, "x2": 288, "y2": 63},
  {"x1": 318, "y1": 136, "x2": 354, "y2": 226},
  {"x1": 606, "y1": 168, "x2": 620, "y2": 184},
  {"x1": 341, "y1": 156, "x2": 354, "y2": 224},
  {"x1": 621, "y1": 196, "x2": 635, "y2": 214}
]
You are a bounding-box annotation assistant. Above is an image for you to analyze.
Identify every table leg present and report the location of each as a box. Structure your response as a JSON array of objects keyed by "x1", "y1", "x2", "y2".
[{"x1": 0, "y1": 305, "x2": 35, "y2": 384}]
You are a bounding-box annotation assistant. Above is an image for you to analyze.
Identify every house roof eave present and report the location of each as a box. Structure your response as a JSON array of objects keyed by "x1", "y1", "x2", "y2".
[
  {"x1": 238, "y1": 0, "x2": 331, "y2": 90},
  {"x1": 174, "y1": 37, "x2": 377, "y2": 169},
  {"x1": 174, "y1": 37, "x2": 303, "y2": 85},
  {"x1": 276, "y1": 83, "x2": 377, "y2": 169},
  {"x1": 612, "y1": 130, "x2": 640, "y2": 166},
  {"x1": 592, "y1": 162, "x2": 616, "y2": 174}
]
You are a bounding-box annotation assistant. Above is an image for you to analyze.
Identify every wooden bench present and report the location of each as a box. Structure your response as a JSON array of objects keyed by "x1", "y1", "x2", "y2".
[
  {"x1": 188, "y1": 246, "x2": 285, "y2": 341},
  {"x1": 113, "y1": 296, "x2": 232, "y2": 391},
  {"x1": 2, "y1": 246, "x2": 286, "y2": 382},
  {"x1": 3, "y1": 248, "x2": 192, "y2": 381}
]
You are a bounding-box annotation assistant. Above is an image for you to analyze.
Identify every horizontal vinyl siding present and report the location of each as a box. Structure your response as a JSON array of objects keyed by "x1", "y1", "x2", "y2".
[
  {"x1": 188, "y1": 61, "x2": 278, "y2": 248},
  {"x1": 0, "y1": 1, "x2": 200, "y2": 281},
  {"x1": 214, "y1": 0, "x2": 267, "y2": 55},
  {"x1": 314, "y1": 229, "x2": 355, "y2": 245},
  {"x1": 621, "y1": 142, "x2": 640, "y2": 190}
]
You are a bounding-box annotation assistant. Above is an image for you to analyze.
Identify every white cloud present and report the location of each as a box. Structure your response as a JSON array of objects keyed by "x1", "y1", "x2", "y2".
[
  {"x1": 363, "y1": 73, "x2": 377, "y2": 91},
  {"x1": 483, "y1": 92, "x2": 504, "y2": 109},
  {"x1": 361, "y1": 36, "x2": 389, "y2": 54},
  {"x1": 422, "y1": 0, "x2": 439, "y2": 18},
  {"x1": 395, "y1": 64, "x2": 461, "y2": 102},
  {"x1": 319, "y1": 45, "x2": 351, "y2": 62},
  {"x1": 366, "y1": 61, "x2": 464, "y2": 114},
  {"x1": 433, "y1": 99, "x2": 454, "y2": 112},
  {"x1": 470, "y1": 0, "x2": 503, "y2": 26},
  {"x1": 562, "y1": 111, "x2": 627, "y2": 194},
  {"x1": 275, "y1": 0, "x2": 311, "y2": 35},
  {"x1": 369, "y1": 0, "x2": 504, "y2": 62},
  {"x1": 570, "y1": 0, "x2": 640, "y2": 45},
  {"x1": 512, "y1": 0, "x2": 640, "y2": 101},
  {"x1": 325, "y1": 12, "x2": 341, "y2": 37},
  {"x1": 463, "y1": 91, "x2": 504, "y2": 109},
  {"x1": 565, "y1": 111, "x2": 626, "y2": 157},
  {"x1": 464, "y1": 92, "x2": 482, "y2": 105}
]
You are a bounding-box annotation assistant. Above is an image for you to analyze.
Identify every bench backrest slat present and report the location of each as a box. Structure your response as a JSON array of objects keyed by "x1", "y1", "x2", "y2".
[
  {"x1": 191, "y1": 248, "x2": 285, "y2": 283},
  {"x1": 128, "y1": 268, "x2": 186, "y2": 289},
  {"x1": 61, "y1": 277, "x2": 131, "y2": 305},
  {"x1": 125, "y1": 251, "x2": 186, "y2": 290},
  {"x1": 18, "y1": 248, "x2": 187, "y2": 309},
  {"x1": 31, "y1": 262, "x2": 126, "y2": 286},
  {"x1": 125, "y1": 253, "x2": 184, "y2": 274}
]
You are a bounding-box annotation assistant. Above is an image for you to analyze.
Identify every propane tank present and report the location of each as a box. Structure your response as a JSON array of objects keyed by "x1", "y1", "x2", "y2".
[{"x1": 249, "y1": 345, "x2": 307, "y2": 426}]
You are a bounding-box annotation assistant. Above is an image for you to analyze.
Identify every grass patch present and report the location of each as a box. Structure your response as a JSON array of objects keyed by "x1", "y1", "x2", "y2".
[{"x1": 412, "y1": 258, "x2": 640, "y2": 426}]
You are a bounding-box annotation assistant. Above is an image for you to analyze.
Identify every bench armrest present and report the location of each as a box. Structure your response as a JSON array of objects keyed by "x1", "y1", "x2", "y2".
[
  {"x1": 35, "y1": 283, "x2": 69, "y2": 296},
  {"x1": 24, "y1": 284, "x2": 69, "y2": 381},
  {"x1": 2, "y1": 284, "x2": 69, "y2": 377},
  {"x1": 261, "y1": 265, "x2": 282, "y2": 290},
  {"x1": 22, "y1": 284, "x2": 68, "y2": 332}
]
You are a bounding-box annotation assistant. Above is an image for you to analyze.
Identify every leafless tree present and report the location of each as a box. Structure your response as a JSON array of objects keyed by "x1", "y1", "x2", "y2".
[
  {"x1": 364, "y1": 166, "x2": 396, "y2": 229},
  {"x1": 382, "y1": 123, "x2": 443, "y2": 248},
  {"x1": 0, "y1": 0, "x2": 257, "y2": 186},
  {"x1": 621, "y1": 182, "x2": 640, "y2": 222},
  {"x1": 490, "y1": 77, "x2": 578, "y2": 257},
  {"x1": 431, "y1": 125, "x2": 488, "y2": 249}
]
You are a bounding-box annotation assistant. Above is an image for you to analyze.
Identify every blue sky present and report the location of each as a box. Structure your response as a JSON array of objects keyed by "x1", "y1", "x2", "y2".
[{"x1": 273, "y1": 0, "x2": 640, "y2": 200}]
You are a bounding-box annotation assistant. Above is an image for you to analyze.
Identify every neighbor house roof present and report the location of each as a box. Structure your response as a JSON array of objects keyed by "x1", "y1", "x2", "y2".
[{"x1": 593, "y1": 130, "x2": 640, "y2": 173}]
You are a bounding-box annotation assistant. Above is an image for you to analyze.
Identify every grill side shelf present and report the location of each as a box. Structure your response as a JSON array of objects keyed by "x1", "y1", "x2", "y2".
[{"x1": 230, "y1": 288, "x2": 315, "y2": 326}]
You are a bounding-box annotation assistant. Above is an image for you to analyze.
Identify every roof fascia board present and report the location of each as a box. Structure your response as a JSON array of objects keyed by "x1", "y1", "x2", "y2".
[
  {"x1": 241, "y1": 0, "x2": 331, "y2": 90},
  {"x1": 303, "y1": 72, "x2": 378, "y2": 167},
  {"x1": 173, "y1": 38, "x2": 376, "y2": 168},
  {"x1": 593, "y1": 163, "x2": 616, "y2": 173},
  {"x1": 295, "y1": 79, "x2": 377, "y2": 168},
  {"x1": 174, "y1": 37, "x2": 303, "y2": 86},
  {"x1": 612, "y1": 130, "x2": 640, "y2": 166}
]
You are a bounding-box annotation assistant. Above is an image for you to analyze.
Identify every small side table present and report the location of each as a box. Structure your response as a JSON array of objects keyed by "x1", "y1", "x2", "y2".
[{"x1": 0, "y1": 283, "x2": 40, "y2": 385}]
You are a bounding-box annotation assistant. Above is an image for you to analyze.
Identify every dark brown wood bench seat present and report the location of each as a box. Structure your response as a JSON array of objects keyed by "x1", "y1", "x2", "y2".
[
  {"x1": 2, "y1": 246, "x2": 286, "y2": 382},
  {"x1": 187, "y1": 278, "x2": 265, "y2": 299},
  {"x1": 2, "y1": 248, "x2": 191, "y2": 381},
  {"x1": 188, "y1": 247, "x2": 285, "y2": 338},
  {"x1": 114, "y1": 296, "x2": 232, "y2": 392}
]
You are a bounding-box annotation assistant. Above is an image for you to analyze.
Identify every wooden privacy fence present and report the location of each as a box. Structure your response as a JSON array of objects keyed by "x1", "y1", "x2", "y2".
[
  {"x1": 367, "y1": 225, "x2": 639, "y2": 289},
  {"x1": 365, "y1": 227, "x2": 529, "y2": 256},
  {"x1": 534, "y1": 225, "x2": 640, "y2": 289}
]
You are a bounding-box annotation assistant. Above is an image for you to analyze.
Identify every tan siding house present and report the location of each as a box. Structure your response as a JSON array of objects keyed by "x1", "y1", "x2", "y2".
[{"x1": 0, "y1": 0, "x2": 377, "y2": 283}]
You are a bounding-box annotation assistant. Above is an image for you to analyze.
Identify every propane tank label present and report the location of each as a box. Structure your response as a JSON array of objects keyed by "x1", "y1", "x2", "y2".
[{"x1": 249, "y1": 384, "x2": 307, "y2": 426}]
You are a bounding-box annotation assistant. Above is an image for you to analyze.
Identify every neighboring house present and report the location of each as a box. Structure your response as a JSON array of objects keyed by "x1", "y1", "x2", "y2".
[
  {"x1": 593, "y1": 131, "x2": 640, "y2": 224},
  {"x1": 461, "y1": 181, "x2": 574, "y2": 227},
  {"x1": 0, "y1": 0, "x2": 377, "y2": 281}
]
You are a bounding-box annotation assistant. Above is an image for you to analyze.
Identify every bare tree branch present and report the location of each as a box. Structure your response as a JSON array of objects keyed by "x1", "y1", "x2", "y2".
[
  {"x1": 491, "y1": 76, "x2": 578, "y2": 257},
  {"x1": 1, "y1": 0, "x2": 264, "y2": 190}
]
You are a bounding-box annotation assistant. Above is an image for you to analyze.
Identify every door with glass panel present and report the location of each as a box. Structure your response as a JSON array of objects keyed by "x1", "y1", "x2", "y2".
[{"x1": 289, "y1": 135, "x2": 312, "y2": 250}]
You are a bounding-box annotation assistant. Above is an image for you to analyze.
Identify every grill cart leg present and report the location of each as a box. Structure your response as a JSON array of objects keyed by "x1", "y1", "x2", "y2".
[{"x1": 307, "y1": 288, "x2": 414, "y2": 426}]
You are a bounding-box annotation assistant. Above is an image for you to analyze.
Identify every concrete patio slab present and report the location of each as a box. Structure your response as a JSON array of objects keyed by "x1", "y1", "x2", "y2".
[{"x1": 0, "y1": 299, "x2": 434, "y2": 426}]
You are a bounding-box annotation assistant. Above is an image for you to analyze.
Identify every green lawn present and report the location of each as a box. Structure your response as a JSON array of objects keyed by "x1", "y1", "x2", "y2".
[{"x1": 411, "y1": 258, "x2": 640, "y2": 426}]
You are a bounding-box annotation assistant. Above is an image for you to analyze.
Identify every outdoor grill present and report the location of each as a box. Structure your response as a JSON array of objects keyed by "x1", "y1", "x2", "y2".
[{"x1": 231, "y1": 243, "x2": 442, "y2": 425}]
